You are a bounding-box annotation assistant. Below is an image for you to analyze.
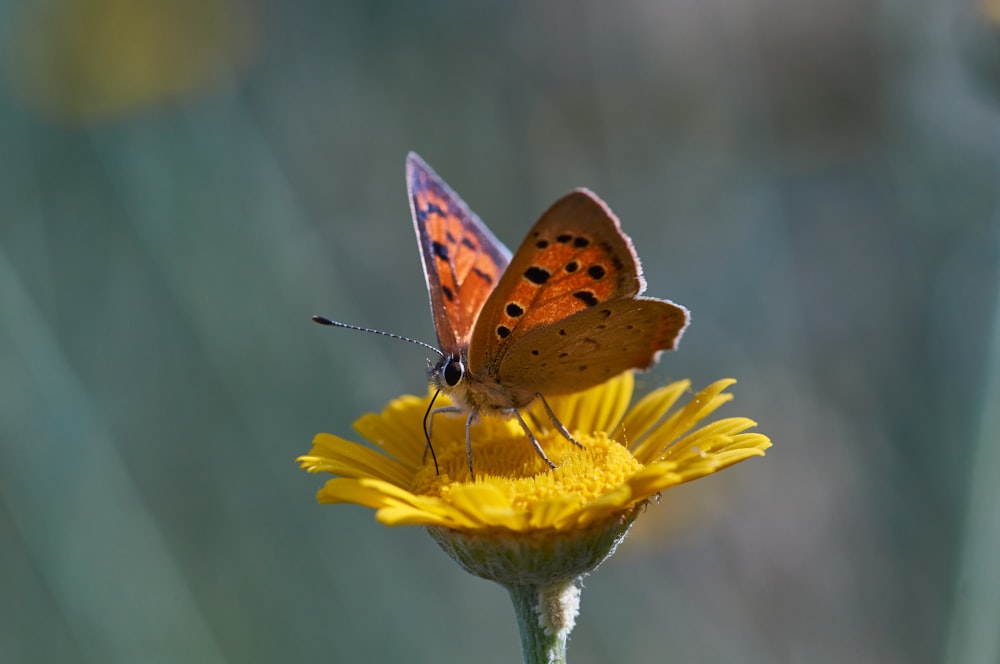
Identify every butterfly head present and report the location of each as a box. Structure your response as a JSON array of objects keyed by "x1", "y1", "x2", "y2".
[
  {"x1": 427, "y1": 352, "x2": 473, "y2": 409},
  {"x1": 429, "y1": 350, "x2": 538, "y2": 415},
  {"x1": 432, "y1": 354, "x2": 466, "y2": 389}
]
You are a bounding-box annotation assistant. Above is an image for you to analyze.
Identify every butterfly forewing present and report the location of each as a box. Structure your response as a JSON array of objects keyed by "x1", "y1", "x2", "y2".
[
  {"x1": 407, "y1": 153, "x2": 511, "y2": 354},
  {"x1": 468, "y1": 189, "x2": 648, "y2": 373}
]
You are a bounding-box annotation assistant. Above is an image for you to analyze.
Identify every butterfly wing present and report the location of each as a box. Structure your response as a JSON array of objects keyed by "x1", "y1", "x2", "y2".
[
  {"x1": 407, "y1": 152, "x2": 512, "y2": 354},
  {"x1": 468, "y1": 189, "x2": 688, "y2": 392},
  {"x1": 495, "y1": 297, "x2": 689, "y2": 396}
]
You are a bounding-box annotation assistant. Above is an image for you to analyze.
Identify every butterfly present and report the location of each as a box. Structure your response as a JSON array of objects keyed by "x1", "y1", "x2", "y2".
[{"x1": 405, "y1": 152, "x2": 689, "y2": 477}]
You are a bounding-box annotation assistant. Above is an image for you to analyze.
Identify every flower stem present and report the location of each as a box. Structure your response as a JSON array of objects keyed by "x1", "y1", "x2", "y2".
[{"x1": 506, "y1": 579, "x2": 581, "y2": 664}]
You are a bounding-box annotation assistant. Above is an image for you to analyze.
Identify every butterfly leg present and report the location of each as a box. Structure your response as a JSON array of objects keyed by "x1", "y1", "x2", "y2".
[
  {"x1": 425, "y1": 405, "x2": 463, "y2": 445},
  {"x1": 464, "y1": 410, "x2": 479, "y2": 479},
  {"x1": 535, "y1": 392, "x2": 585, "y2": 449},
  {"x1": 511, "y1": 409, "x2": 558, "y2": 470}
]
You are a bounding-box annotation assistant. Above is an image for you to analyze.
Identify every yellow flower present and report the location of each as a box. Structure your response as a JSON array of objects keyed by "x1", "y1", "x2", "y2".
[
  {"x1": 298, "y1": 372, "x2": 769, "y2": 536},
  {"x1": 298, "y1": 372, "x2": 770, "y2": 663}
]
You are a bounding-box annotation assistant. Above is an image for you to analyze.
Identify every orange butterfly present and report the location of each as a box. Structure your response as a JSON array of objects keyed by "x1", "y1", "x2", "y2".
[
  {"x1": 405, "y1": 153, "x2": 689, "y2": 476},
  {"x1": 316, "y1": 154, "x2": 688, "y2": 477}
]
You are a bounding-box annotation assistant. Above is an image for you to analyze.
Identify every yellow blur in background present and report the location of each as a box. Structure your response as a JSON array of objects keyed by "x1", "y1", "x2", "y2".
[{"x1": 4, "y1": 0, "x2": 254, "y2": 121}]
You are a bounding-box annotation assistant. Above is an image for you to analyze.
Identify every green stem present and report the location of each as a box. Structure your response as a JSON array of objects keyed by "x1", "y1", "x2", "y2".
[{"x1": 506, "y1": 579, "x2": 581, "y2": 664}]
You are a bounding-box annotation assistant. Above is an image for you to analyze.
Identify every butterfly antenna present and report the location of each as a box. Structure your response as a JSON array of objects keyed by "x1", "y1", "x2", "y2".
[{"x1": 312, "y1": 315, "x2": 444, "y2": 357}]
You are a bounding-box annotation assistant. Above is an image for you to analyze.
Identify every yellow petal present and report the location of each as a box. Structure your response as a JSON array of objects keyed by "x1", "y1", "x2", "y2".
[
  {"x1": 622, "y1": 462, "x2": 685, "y2": 496},
  {"x1": 353, "y1": 397, "x2": 427, "y2": 466},
  {"x1": 619, "y1": 380, "x2": 690, "y2": 450},
  {"x1": 528, "y1": 497, "x2": 580, "y2": 529},
  {"x1": 375, "y1": 505, "x2": 458, "y2": 528},
  {"x1": 541, "y1": 371, "x2": 634, "y2": 434},
  {"x1": 573, "y1": 484, "x2": 637, "y2": 527},
  {"x1": 299, "y1": 434, "x2": 414, "y2": 487},
  {"x1": 669, "y1": 445, "x2": 767, "y2": 483},
  {"x1": 631, "y1": 379, "x2": 736, "y2": 463},
  {"x1": 448, "y1": 484, "x2": 525, "y2": 530},
  {"x1": 316, "y1": 477, "x2": 445, "y2": 514},
  {"x1": 584, "y1": 370, "x2": 634, "y2": 433},
  {"x1": 663, "y1": 417, "x2": 760, "y2": 457}
]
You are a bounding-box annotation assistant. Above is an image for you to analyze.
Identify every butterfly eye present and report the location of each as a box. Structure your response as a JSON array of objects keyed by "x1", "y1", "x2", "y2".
[{"x1": 443, "y1": 357, "x2": 465, "y2": 387}]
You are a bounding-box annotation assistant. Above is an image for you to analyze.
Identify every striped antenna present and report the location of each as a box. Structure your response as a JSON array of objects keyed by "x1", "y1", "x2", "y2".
[{"x1": 311, "y1": 315, "x2": 444, "y2": 357}]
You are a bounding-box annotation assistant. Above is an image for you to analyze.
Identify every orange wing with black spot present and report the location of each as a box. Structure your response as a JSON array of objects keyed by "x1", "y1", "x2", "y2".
[
  {"x1": 407, "y1": 152, "x2": 511, "y2": 355},
  {"x1": 468, "y1": 189, "x2": 688, "y2": 392}
]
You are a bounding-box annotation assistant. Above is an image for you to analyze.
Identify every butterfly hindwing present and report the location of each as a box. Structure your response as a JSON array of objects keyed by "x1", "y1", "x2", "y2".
[
  {"x1": 407, "y1": 153, "x2": 511, "y2": 355},
  {"x1": 495, "y1": 297, "x2": 689, "y2": 396}
]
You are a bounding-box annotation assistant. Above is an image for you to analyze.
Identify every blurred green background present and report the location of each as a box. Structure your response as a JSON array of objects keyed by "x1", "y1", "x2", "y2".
[{"x1": 2, "y1": 0, "x2": 999, "y2": 662}]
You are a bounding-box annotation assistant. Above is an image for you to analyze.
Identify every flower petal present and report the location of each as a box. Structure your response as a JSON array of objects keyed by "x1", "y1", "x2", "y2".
[
  {"x1": 619, "y1": 380, "x2": 690, "y2": 448},
  {"x1": 675, "y1": 448, "x2": 768, "y2": 481},
  {"x1": 528, "y1": 497, "x2": 581, "y2": 529},
  {"x1": 353, "y1": 397, "x2": 428, "y2": 467},
  {"x1": 299, "y1": 434, "x2": 414, "y2": 487},
  {"x1": 621, "y1": 461, "x2": 684, "y2": 497},
  {"x1": 529, "y1": 372, "x2": 633, "y2": 436},
  {"x1": 447, "y1": 484, "x2": 526, "y2": 530},
  {"x1": 375, "y1": 505, "x2": 457, "y2": 528},
  {"x1": 630, "y1": 379, "x2": 737, "y2": 463},
  {"x1": 663, "y1": 418, "x2": 761, "y2": 459},
  {"x1": 575, "y1": 484, "x2": 636, "y2": 527},
  {"x1": 315, "y1": 477, "x2": 419, "y2": 510},
  {"x1": 584, "y1": 370, "x2": 634, "y2": 433}
]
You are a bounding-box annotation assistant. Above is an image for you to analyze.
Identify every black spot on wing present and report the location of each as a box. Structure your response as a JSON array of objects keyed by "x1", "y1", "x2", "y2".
[
  {"x1": 506, "y1": 303, "x2": 524, "y2": 317},
  {"x1": 432, "y1": 241, "x2": 450, "y2": 261},
  {"x1": 524, "y1": 266, "x2": 551, "y2": 285},
  {"x1": 472, "y1": 267, "x2": 494, "y2": 285},
  {"x1": 442, "y1": 285, "x2": 454, "y2": 302},
  {"x1": 573, "y1": 291, "x2": 599, "y2": 307},
  {"x1": 587, "y1": 265, "x2": 606, "y2": 280}
]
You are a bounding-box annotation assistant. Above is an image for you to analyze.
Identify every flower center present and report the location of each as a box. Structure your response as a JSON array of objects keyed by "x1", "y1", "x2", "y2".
[{"x1": 412, "y1": 429, "x2": 644, "y2": 511}]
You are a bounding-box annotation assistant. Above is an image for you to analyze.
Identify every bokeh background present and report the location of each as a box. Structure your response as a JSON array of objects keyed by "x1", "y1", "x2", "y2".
[{"x1": 2, "y1": 0, "x2": 999, "y2": 662}]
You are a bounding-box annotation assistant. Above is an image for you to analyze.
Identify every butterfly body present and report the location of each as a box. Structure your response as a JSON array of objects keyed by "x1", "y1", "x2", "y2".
[
  {"x1": 407, "y1": 153, "x2": 689, "y2": 473},
  {"x1": 429, "y1": 352, "x2": 535, "y2": 413}
]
